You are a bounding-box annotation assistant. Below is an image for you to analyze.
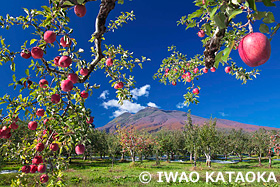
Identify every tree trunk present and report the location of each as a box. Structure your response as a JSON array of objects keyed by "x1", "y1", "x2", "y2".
[
  {"x1": 194, "y1": 152, "x2": 197, "y2": 168},
  {"x1": 100, "y1": 153, "x2": 103, "y2": 159},
  {"x1": 112, "y1": 155, "x2": 115, "y2": 168},
  {"x1": 268, "y1": 155, "x2": 272, "y2": 168},
  {"x1": 140, "y1": 153, "x2": 143, "y2": 163},
  {"x1": 258, "y1": 153, "x2": 262, "y2": 166},
  {"x1": 167, "y1": 152, "x2": 170, "y2": 162},
  {"x1": 131, "y1": 150, "x2": 135, "y2": 163},
  {"x1": 156, "y1": 149, "x2": 160, "y2": 165},
  {"x1": 225, "y1": 154, "x2": 227, "y2": 160},
  {"x1": 121, "y1": 152, "x2": 125, "y2": 160},
  {"x1": 239, "y1": 153, "x2": 243, "y2": 162},
  {"x1": 83, "y1": 154, "x2": 87, "y2": 160},
  {"x1": 190, "y1": 152, "x2": 193, "y2": 162},
  {"x1": 171, "y1": 152, "x2": 175, "y2": 160}
]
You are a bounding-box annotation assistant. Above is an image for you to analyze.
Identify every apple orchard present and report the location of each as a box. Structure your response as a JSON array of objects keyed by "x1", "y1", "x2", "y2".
[{"x1": 0, "y1": 0, "x2": 279, "y2": 186}]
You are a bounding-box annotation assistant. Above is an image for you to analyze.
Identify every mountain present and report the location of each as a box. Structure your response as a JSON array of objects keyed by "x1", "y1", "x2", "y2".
[{"x1": 98, "y1": 107, "x2": 279, "y2": 133}]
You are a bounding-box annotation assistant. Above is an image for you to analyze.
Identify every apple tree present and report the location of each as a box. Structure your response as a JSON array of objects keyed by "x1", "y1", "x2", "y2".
[
  {"x1": 0, "y1": 0, "x2": 148, "y2": 185},
  {"x1": 154, "y1": 0, "x2": 279, "y2": 106}
]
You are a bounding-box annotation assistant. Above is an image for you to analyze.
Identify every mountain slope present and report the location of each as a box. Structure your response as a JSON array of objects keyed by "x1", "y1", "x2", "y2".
[{"x1": 98, "y1": 107, "x2": 278, "y2": 133}]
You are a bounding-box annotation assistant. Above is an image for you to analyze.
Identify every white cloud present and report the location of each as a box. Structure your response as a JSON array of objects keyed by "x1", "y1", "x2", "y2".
[
  {"x1": 219, "y1": 112, "x2": 229, "y2": 117},
  {"x1": 176, "y1": 102, "x2": 187, "y2": 109},
  {"x1": 99, "y1": 90, "x2": 109, "y2": 100},
  {"x1": 102, "y1": 99, "x2": 145, "y2": 117},
  {"x1": 147, "y1": 102, "x2": 159, "y2": 108},
  {"x1": 131, "y1": 85, "x2": 151, "y2": 100}
]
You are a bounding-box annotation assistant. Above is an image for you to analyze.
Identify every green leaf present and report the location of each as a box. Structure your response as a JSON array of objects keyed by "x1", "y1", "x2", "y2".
[
  {"x1": 25, "y1": 69, "x2": 29, "y2": 76},
  {"x1": 63, "y1": 1, "x2": 74, "y2": 6},
  {"x1": 253, "y1": 11, "x2": 266, "y2": 20},
  {"x1": 247, "y1": 0, "x2": 257, "y2": 11},
  {"x1": 12, "y1": 74, "x2": 16, "y2": 82},
  {"x1": 228, "y1": 9, "x2": 243, "y2": 20},
  {"x1": 263, "y1": 12, "x2": 275, "y2": 24},
  {"x1": 10, "y1": 62, "x2": 15, "y2": 72},
  {"x1": 262, "y1": 0, "x2": 276, "y2": 7},
  {"x1": 214, "y1": 13, "x2": 227, "y2": 29},
  {"x1": 77, "y1": 0, "x2": 85, "y2": 5},
  {"x1": 210, "y1": 6, "x2": 219, "y2": 19},
  {"x1": 259, "y1": 24, "x2": 269, "y2": 33},
  {"x1": 30, "y1": 39, "x2": 37, "y2": 45}
]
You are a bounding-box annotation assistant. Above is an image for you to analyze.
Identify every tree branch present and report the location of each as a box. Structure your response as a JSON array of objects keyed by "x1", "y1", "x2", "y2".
[{"x1": 41, "y1": 58, "x2": 66, "y2": 75}]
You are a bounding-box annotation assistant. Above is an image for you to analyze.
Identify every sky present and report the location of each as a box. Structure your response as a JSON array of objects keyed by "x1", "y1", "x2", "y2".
[{"x1": 0, "y1": 0, "x2": 279, "y2": 128}]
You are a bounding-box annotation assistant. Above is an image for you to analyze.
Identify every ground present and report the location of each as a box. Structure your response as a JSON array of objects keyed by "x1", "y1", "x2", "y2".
[{"x1": 1, "y1": 156, "x2": 280, "y2": 186}]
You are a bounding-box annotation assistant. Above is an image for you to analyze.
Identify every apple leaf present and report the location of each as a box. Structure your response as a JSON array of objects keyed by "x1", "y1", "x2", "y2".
[
  {"x1": 247, "y1": 0, "x2": 257, "y2": 11},
  {"x1": 253, "y1": 11, "x2": 266, "y2": 20},
  {"x1": 210, "y1": 6, "x2": 219, "y2": 19},
  {"x1": 77, "y1": 0, "x2": 85, "y2": 5},
  {"x1": 214, "y1": 13, "x2": 227, "y2": 29},
  {"x1": 262, "y1": 0, "x2": 276, "y2": 7},
  {"x1": 228, "y1": 9, "x2": 243, "y2": 21},
  {"x1": 259, "y1": 24, "x2": 269, "y2": 34},
  {"x1": 63, "y1": 1, "x2": 74, "y2": 6},
  {"x1": 10, "y1": 62, "x2": 15, "y2": 72},
  {"x1": 30, "y1": 39, "x2": 37, "y2": 45}
]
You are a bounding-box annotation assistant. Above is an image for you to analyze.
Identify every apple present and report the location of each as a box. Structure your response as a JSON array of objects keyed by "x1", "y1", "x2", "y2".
[
  {"x1": 210, "y1": 67, "x2": 216, "y2": 72},
  {"x1": 36, "y1": 109, "x2": 45, "y2": 117},
  {"x1": 22, "y1": 165, "x2": 31, "y2": 173},
  {"x1": 106, "y1": 58, "x2": 113, "y2": 66},
  {"x1": 238, "y1": 32, "x2": 271, "y2": 67},
  {"x1": 68, "y1": 73, "x2": 79, "y2": 84},
  {"x1": 30, "y1": 165, "x2": 37, "y2": 173},
  {"x1": 31, "y1": 47, "x2": 44, "y2": 59},
  {"x1": 203, "y1": 67, "x2": 208, "y2": 73},
  {"x1": 114, "y1": 82, "x2": 124, "y2": 89},
  {"x1": 43, "y1": 118, "x2": 49, "y2": 125},
  {"x1": 61, "y1": 80, "x2": 74, "y2": 92},
  {"x1": 80, "y1": 91, "x2": 89, "y2": 98},
  {"x1": 40, "y1": 174, "x2": 49, "y2": 183},
  {"x1": 202, "y1": 0, "x2": 206, "y2": 5},
  {"x1": 32, "y1": 156, "x2": 43, "y2": 165},
  {"x1": 54, "y1": 56, "x2": 60, "y2": 66},
  {"x1": 51, "y1": 94, "x2": 61, "y2": 104},
  {"x1": 86, "y1": 117, "x2": 94, "y2": 124},
  {"x1": 193, "y1": 68, "x2": 199, "y2": 74},
  {"x1": 52, "y1": 133, "x2": 59, "y2": 140},
  {"x1": 192, "y1": 88, "x2": 199, "y2": 95},
  {"x1": 225, "y1": 66, "x2": 231, "y2": 73},
  {"x1": 165, "y1": 68, "x2": 169, "y2": 73},
  {"x1": 38, "y1": 164, "x2": 46, "y2": 173},
  {"x1": 50, "y1": 143, "x2": 59, "y2": 151},
  {"x1": 20, "y1": 50, "x2": 31, "y2": 59},
  {"x1": 10, "y1": 122, "x2": 18, "y2": 130},
  {"x1": 74, "y1": 5, "x2": 87, "y2": 17},
  {"x1": 186, "y1": 72, "x2": 191, "y2": 76},
  {"x1": 198, "y1": 30, "x2": 205, "y2": 38},
  {"x1": 60, "y1": 36, "x2": 72, "y2": 47},
  {"x1": 172, "y1": 81, "x2": 177, "y2": 86},
  {"x1": 182, "y1": 74, "x2": 187, "y2": 79},
  {"x1": 27, "y1": 80, "x2": 33, "y2": 88},
  {"x1": 36, "y1": 143, "x2": 45, "y2": 152},
  {"x1": 75, "y1": 144, "x2": 85, "y2": 155},
  {"x1": 39, "y1": 79, "x2": 48, "y2": 88},
  {"x1": 2, "y1": 126, "x2": 11, "y2": 136},
  {"x1": 59, "y1": 56, "x2": 72, "y2": 68},
  {"x1": 43, "y1": 31, "x2": 56, "y2": 43},
  {"x1": 28, "y1": 121, "x2": 38, "y2": 130},
  {"x1": 80, "y1": 68, "x2": 89, "y2": 76}
]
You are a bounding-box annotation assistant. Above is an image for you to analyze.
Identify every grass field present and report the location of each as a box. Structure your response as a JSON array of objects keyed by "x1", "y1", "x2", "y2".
[{"x1": 1, "y1": 157, "x2": 280, "y2": 186}]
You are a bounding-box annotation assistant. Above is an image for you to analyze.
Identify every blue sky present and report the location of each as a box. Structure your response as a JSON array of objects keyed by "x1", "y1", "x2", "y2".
[{"x1": 0, "y1": 0, "x2": 280, "y2": 128}]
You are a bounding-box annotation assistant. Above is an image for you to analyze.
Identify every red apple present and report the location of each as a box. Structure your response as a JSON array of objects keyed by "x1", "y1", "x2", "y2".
[
  {"x1": 30, "y1": 165, "x2": 37, "y2": 173},
  {"x1": 74, "y1": 5, "x2": 87, "y2": 17},
  {"x1": 198, "y1": 30, "x2": 205, "y2": 38},
  {"x1": 38, "y1": 164, "x2": 46, "y2": 173},
  {"x1": 68, "y1": 73, "x2": 79, "y2": 84},
  {"x1": 192, "y1": 88, "x2": 199, "y2": 95},
  {"x1": 81, "y1": 91, "x2": 89, "y2": 98},
  {"x1": 80, "y1": 68, "x2": 88, "y2": 76},
  {"x1": 50, "y1": 143, "x2": 59, "y2": 151},
  {"x1": 51, "y1": 94, "x2": 61, "y2": 104},
  {"x1": 10, "y1": 122, "x2": 18, "y2": 130},
  {"x1": 60, "y1": 36, "x2": 72, "y2": 47},
  {"x1": 22, "y1": 165, "x2": 31, "y2": 173},
  {"x1": 106, "y1": 58, "x2": 113, "y2": 66},
  {"x1": 202, "y1": 0, "x2": 206, "y2": 5},
  {"x1": 86, "y1": 117, "x2": 94, "y2": 124},
  {"x1": 75, "y1": 144, "x2": 85, "y2": 155},
  {"x1": 40, "y1": 174, "x2": 49, "y2": 183},
  {"x1": 43, "y1": 31, "x2": 56, "y2": 44},
  {"x1": 36, "y1": 143, "x2": 45, "y2": 152},
  {"x1": 114, "y1": 82, "x2": 124, "y2": 89},
  {"x1": 203, "y1": 67, "x2": 208, "y2": 73},
  {"x1": 59, "y1": 56, "x2": 72, "y2": 68},
  {"x1": 39, "y1": 79, "x2": 48, "y2": 88},
  {"x1": 54, "y1": 56, "x2": 60, "y2": 66},
  {"x1": 32, "y1": 156, "x2": 43, "y2": 165},
  {"x1": 165, "y1": 68, "x2": 169, "y2": 73},
  {"x1": 31, "y1": 47, "x2": 44, "y2": 59},
  {"x1": 28, "y1": 121, "x2": 38, "y2": 130},
  {"x1": 225, "y1": 66, "x2": 231, "y2": 73},
  {"x1": 20, "y1": 50, "x2": 31, "y2": 59},
  {"x1": 193, "y1": 68, "x2": 199, "y2": 74},
  {"x1": 210, "y1": 67, "x2": 216, "y2": 72},
  {"x1": 238, "y1": 32, "x2": 271, "y2": 67},
  {"x1": 43, "y1": 118, "x2": 49, "y2": 125},
  {"x1": 36, "y1": 109, "x2": 45, "y2": 117},
  {"x1": 172, "y1": 81, "x2": 177, "y2": 86},
  {"x1": 61, "y1": 80, "x2": 74, "y2": 92}
]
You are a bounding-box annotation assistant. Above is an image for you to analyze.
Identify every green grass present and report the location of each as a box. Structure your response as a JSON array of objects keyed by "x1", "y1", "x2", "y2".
[{"x1": 1, "y1": 157, "x2": 280, "y2": 186}]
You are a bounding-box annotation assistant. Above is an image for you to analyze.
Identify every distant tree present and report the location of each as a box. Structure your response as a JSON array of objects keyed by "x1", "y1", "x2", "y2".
[
  {"x1": 184, "y1": 111, "x2": 201, "y2": 167},
  {"x1": 199, "y1": 118, "x2": 217, "y2": 167},
  {"x1": 106, "y1": 133, "x2": 121, "y2": 167},
  {"x1": 253, "y1": 128, "x2": 270, "y2": 166},
  {"x1": 156, "y1": 130, "x2": 174, "y2": 162},
  {"x1": 230, "y1": 129, "x2": 248, "y2": 162},
  {"x1": 216, "y1": 131, "x2": 233, "y2": 160}
]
